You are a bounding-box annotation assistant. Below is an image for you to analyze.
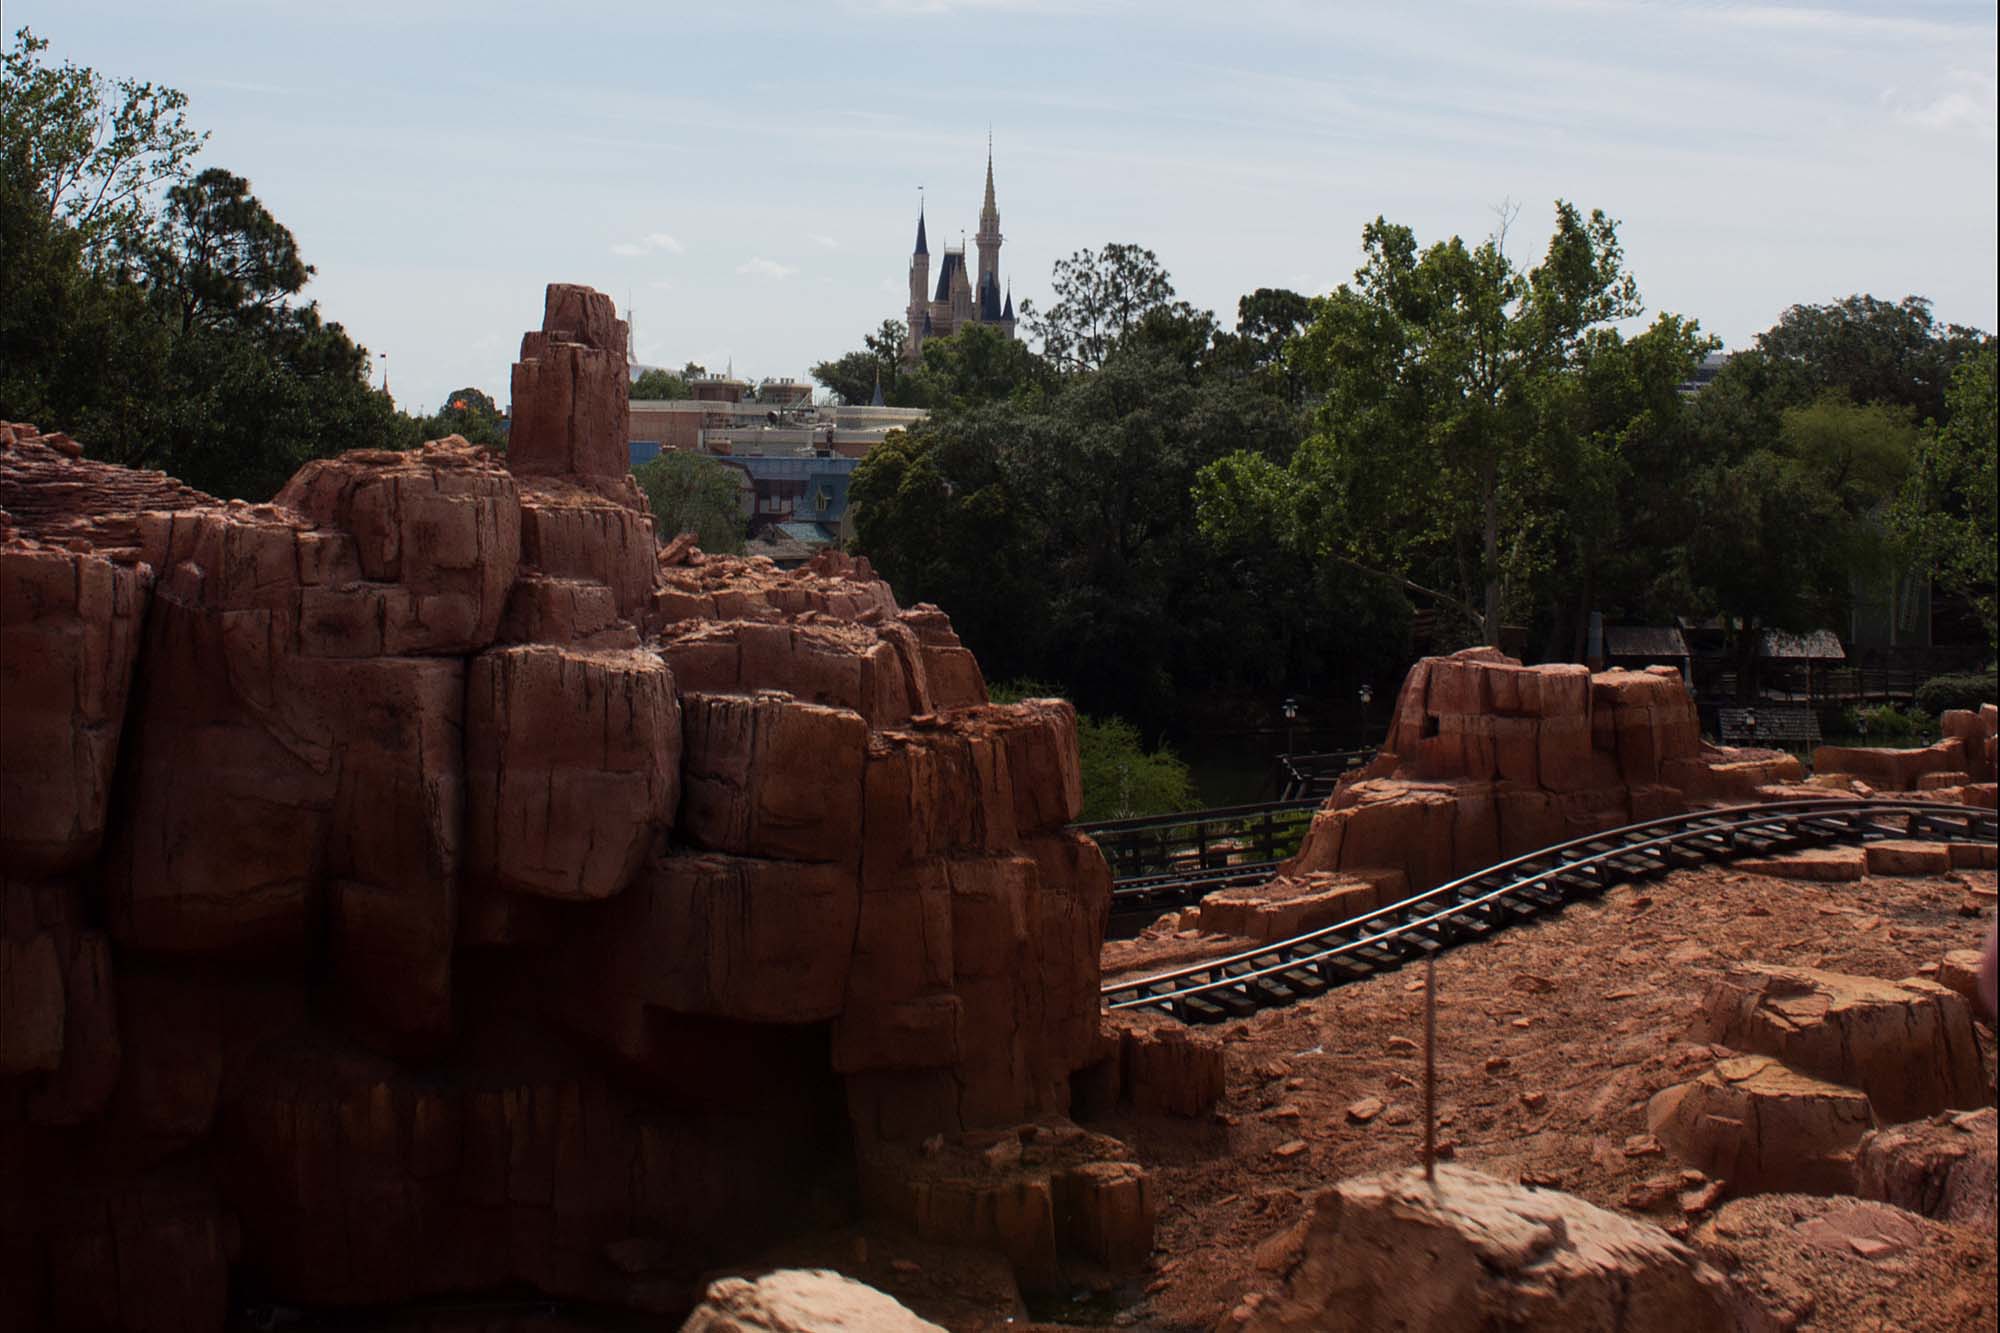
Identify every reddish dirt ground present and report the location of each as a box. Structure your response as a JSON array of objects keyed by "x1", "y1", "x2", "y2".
[
  {"x1": 1076, "y1": 861, "x2": 1998, "y2": 1332},
  {"x1": 735, "y1": 860, "x2": 1996, "y2": 1331}
]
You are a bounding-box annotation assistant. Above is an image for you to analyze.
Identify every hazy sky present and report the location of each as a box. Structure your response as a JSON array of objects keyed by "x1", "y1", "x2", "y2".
[{"x1": 13, "y1": 0, "x2": 1997, "y2": 412}]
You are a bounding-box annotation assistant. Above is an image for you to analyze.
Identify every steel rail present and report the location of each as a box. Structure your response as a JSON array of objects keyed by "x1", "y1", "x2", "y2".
[{"x1": 1100, "y1": 799, "x2": 1996, "y2": 1023}]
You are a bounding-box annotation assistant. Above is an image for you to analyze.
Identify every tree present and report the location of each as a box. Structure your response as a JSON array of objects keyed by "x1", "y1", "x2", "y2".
[
  {"x1": 630, "y1": 367, "x2": 689, "y2": 400},
  {"x1": 1210, "y1": 202, "x2": 1647, "y2": 639},
  {"x1": 1897, "y1": 348, "x2": 1998, "y2": 645},
  {"x1": 417, "y1": 386, "x2": 506, "y2": 449},
  {"x1": 634, "y1": 451, "x2": 745, "y2": 554},
  {"x1": 811, "y1": 319, "x2": 910, "y2": 405},
  {"x1": 1757, "y1": 295, "x2": 1992, "y2": 424},
  {"x1": 0, "y1": 27, "x2": 205, "y2": 263},
  {"x1": 900, "y1": 322, "x2": 1053, "y2": 411},
  {"x1": 142, "y1": 166, "x2": 311, "y2": 334},
  {"x1": 1024, "y1": 242, "x2": 1188, "y2": 373}
]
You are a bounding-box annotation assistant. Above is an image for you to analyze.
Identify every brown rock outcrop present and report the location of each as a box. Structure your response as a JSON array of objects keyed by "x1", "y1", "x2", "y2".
[
  {"x1": 1814, "y1": 704, "x2": 1998, "y2": 792},
  {"x1": 1856, "y1": 1108, "x2": 1997, "y2": 1228},
  {"x1": 1286, "y1": 649, "x2": 1801, "y2": 895},
  {"x1": 1692, "y1": 963, "x2": 1989, "y2": 1121},
  {"x1": 1242, "y1": 1165, "x2": 1732, "y2": 1332},
  {"x1": 0, "y1": 286, "x2": 1124, "y2": 1330},
  {"x1": 1647, "y1": 1055, "x2": 1874, "y2": 1196},
  {"x1": 679, "y1": 1269, "x2": 946, "y2": 1333},
  {"x1": 1694, "y1": 1194, "x2": 1998, "y2": 1333},
  {"x1": 858, "y1": 1122, "x2": 1157, "y2": 1288}
]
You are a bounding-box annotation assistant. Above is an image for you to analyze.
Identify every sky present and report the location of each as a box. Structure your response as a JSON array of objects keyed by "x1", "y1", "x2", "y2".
[{"x1": 11, "y1": 0, "x2": 1997, "y2": 412}]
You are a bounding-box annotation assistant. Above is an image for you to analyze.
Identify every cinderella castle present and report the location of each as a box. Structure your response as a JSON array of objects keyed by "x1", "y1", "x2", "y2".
[{"x1": 903, "y1": 143, "x2": 1017, "y2": 361}]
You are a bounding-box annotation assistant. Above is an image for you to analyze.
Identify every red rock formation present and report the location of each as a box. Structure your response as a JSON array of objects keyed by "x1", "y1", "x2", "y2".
[
  {"x1": 1285, "y1": 649, "x2": 1804, "y2": 893},
  {"x1": 1815, "y1": 704, "x2": 1999, "y2": 791},
  {"x1": 0, "y1": 286, "x2": 1123, "y2": 1330}
]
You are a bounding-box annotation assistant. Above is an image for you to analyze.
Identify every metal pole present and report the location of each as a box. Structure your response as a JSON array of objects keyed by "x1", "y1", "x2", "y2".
[{"x1": 1423, "y1": 950, "x2": 1438, "y2": 1182}]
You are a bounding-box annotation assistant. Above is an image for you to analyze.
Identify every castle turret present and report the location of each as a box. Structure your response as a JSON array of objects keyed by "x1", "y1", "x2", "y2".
[
  {"x1": 906, "y1": 205, "x2": 930, "y2": 360},
  {"x1": 975, "y1": 138, "x2": 1002, "y2": 301}
]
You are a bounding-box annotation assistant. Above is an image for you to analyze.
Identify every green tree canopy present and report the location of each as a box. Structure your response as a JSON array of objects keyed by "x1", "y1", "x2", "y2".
[
  {"x1": 0, "y1": 26, "x2": 204, "y2": 262},
  {"x1": 415, "y1": 386, "x2": 506, "y2": 449},
  {"x1": 810, "y1": 319, "x2": 911, "y2": 405},
  {"x1": 1755, "y1": 295, "x2": 1992, "y2": 424},
  {"x1": 901, "y1": 322, "x2": 1053, "y2": 411},
  {"x1": 1024, "y1": 242, "x2": 1191, "y2": 373},
  {"x1": 630, "y1": 367, "x2": 690, "y2": 400},
  {"x1": 1896, "y1": 348, "x2": 1998, "y2": 645},
  {"x1": 1, "y1": 29, "x2": 410, "y2": 500},
  {"x1": 634, "y1": 450, "x2": 746, "y2": 555},
  {"x1": 1203, "y1": 202, "x2": 1655, "y2": 641}
]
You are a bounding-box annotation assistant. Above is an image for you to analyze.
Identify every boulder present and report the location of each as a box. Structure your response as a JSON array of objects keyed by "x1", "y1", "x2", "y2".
[
  {"x1": 1103, "y1": 1012, "x2": 1225, "y2": 1117},
  {"x1": 679, "y1": 1270, "x2": 945, "y2": 1333},
  {"x1": 1856, "y1": 1108, "x2": 1997, "y2": 1228},
  {"x1": 1730, "y1": 846, "x2": 1865, "y2": 881},
  {"x1": 1646, "y1": 1055, "x2": 1873, "y2": 1196},
  {"x1": 858, "y1": 1123, "x2": 1156, "y2": 1289},
  {"x1": 1863, "y1": 839, "x2": 1952, "y2": 876},
  {"x1": 0, "y1": 546, "x2": 151, "y2": 876},
  {"x1": 465, "y1": 644, "x2": 680, "y2": 902},
  {"x1": 1692, "y1": 963, "x2": 1989, "y2": 1120},
  {"x1": 1694, "y1": 1194, "x2": 1997, "y2": 1333},
  {"x1": 1812, "y1": 742, "x2": 1970, "y2": 791},
  {"x1": 1936, "y1": 948, "x2": 1984, "y2": 1006},
  {"x1": 1244, "y1": 1165, "x2": 1731, "y2": 1332}
]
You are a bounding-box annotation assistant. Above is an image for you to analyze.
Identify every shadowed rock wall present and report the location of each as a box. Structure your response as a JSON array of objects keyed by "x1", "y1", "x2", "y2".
[{"x1": 0, "y1": 285, "x2": 1115, "y2": 1329}]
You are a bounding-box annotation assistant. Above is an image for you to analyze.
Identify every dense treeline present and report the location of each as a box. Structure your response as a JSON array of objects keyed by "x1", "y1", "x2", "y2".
[
  {"x1": 0, "y1": 30, "x2": 497, "y2": 499},
  {"x1": 843, "y1": 216, "x2": 1996, "y2": 734}
]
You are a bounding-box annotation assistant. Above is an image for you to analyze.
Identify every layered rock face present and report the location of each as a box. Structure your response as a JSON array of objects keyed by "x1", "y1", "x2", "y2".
[
  {"x1": 1284, "y1": 648, "x2": 1803, "y2": 891},
  {"x1": 1813, "y1": 703, "x2": 1999, "y2": 806},
  {"x1": 0, "y1": 285, "x2": 1117, "y2": 1330}
]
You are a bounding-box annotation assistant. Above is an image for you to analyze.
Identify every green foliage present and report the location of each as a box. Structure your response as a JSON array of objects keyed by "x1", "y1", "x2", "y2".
[
  {"x1": 1896, "y1": 349, "x2": 1998, "y2": 646},
  {"x1": 0, "y1": 27, "x2": 205, "y2": 262},
  {"x1": 415, "y1": 386, "x2": 506, "y2": 449},
  {"x1": 0, "y1": 30, "x2": 409, "y2": 500},
  {"x1": 853, "y1": 294, "x2": 1357, "y2": 731},
  {"x1": 633, "y1": 450, "x2": 745, "y2": 555},
  {"x1": 901, "y1": 323, "x2": 1053, "y2": 410},
  {"x1": 811, "y1": 319, "x2": 912, "y2": 405},
  {"x1": 1023, "y1": 242, "x2": 1192, "y2": 373},
  {"x1": 1203, "y1": 202, "x2": 1674, "y2": 647},
  {"x1": 1839, "y1": 703, "x2": 1926, "y2": 741},
  {"x1": 1755, "y1": 295, "x2": 1991, "y2": 424},
  {"x1": 1913, "y1": 672, "x2": 1998, "y2": 717},
  {"x1": 629, "y1": 367, "x2": 690, "y2": 400},
  {"x1": 989, "y1": 680, "x2": 1196, "y2": 820}
]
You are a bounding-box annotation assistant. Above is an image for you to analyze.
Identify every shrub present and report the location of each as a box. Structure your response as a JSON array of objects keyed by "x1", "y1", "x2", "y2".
[
  {"x1": 990, "y1": 680, "x2": 1197, "y2": 820},
  {"x1": 1840, "y1": 703, "x2": 1925, "y2": 742},
  {"x1": 1913, "y1": 672, "x2": 1998, "y2": 717}
]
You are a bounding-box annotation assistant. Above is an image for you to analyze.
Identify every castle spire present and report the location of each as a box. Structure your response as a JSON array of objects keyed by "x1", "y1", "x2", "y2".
[
  {"x1": 980, "y1": 133, "x2": 998, "y2": 226},
  {"x1": 914, "y1": 195, "x2": 928, "y2": 256}
]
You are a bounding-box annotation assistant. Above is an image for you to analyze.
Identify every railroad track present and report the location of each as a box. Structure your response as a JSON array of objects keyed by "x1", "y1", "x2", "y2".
[{"x1": 1100, "y1": 799, "x2": 1998, "y2": 1024}]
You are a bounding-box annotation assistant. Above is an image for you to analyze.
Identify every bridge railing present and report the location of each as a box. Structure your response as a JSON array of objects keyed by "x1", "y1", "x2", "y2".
[
  {"x1": 1076, "y1": 799, "x2": 1323, "y2": 883},
  {"x1": 1276, "y1": 748, "x2": 1376, "y2": 801}
]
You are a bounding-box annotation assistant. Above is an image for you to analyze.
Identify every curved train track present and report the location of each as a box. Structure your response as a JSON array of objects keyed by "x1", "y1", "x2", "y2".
[{"x1": 1100, "y1": 799, "x2": 1998, "y2": 1024}]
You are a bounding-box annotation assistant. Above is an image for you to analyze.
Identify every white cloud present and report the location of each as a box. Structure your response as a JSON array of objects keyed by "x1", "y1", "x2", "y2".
[
  {"x1": 808, "y1": 233, "x2": 839, "y2": 249},
  {"x1": 611, "y1": 231, "x2": 686, "y2": 257},
  {"x1": 737, "y1": 257, "x2": 798, "y2": 279},
  {"x1": 1884, "y1": 71, "x2": 1999, "y2": 138}
]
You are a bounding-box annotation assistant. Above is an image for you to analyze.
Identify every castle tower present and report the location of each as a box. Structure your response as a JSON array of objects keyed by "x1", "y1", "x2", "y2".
[
  {"x1": 905, "y1": 203, "x2": 930, "y2": 360},
  {"x1": 975, "y1": 137, "x2": 1002, "y2": 302}
]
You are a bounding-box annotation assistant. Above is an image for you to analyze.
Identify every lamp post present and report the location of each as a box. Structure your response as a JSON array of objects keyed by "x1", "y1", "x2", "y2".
[
  {"x1": 1358, "y1": 683, "x2": 1375, "y2": 746},
  {"x1": 1857, "y1": 714, "x2": 1869, "y2": 747},
  {"x1": 1281, "y1": 696, "x2": 1298, "y2": 759},
  {"x1": 1745, "y1": 710, "x2": 1758, "y2": 746}
]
